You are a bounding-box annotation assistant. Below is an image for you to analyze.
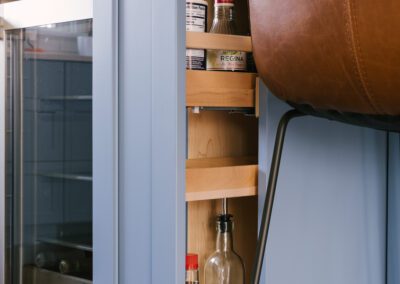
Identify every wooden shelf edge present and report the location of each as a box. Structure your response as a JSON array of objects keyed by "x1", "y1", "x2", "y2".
[
  {"x1": 186, "y1": 156, "x2": 258, "y2": 168},
  {"x1": 187, "y1": 70, "x2": 257, "y2": 108},
  {"x1": 187, "y1": 89, "x2": 255, "y2": 108},
  {"x1": 186, "y1": 32, "x2": 252, "y2": 52},
  {"x1": 186, "y1": 186, "x2": 257, "y2": 202},
  {"x1": 186, "y1": 160, "x2": 258, "y2": 202},
  {"x1": 187, "y1": 70, "x2": 257, "y2": 78}
]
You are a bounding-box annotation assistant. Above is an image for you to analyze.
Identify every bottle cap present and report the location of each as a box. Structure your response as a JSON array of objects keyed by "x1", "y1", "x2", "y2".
[
  {"x1": 216, "y1": 214, "x2": 234, "y2": 233},
  {"x1": 186, "y1": 254, "x2": 199, "y2": 270}
]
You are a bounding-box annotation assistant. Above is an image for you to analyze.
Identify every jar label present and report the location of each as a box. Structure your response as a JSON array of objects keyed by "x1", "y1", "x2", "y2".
[
  {"x1": 186, "y1": 2, "x2": 207, "y2": 70},
  {"x1": 186, "y1": 2, "x2": 207, "y2": 32},
  {"x1": 207, "y1": 50, "x2": 247, "y2": 71},
  {"x1": 186, "y1": 49, "x2": 206, "y2": 70}
]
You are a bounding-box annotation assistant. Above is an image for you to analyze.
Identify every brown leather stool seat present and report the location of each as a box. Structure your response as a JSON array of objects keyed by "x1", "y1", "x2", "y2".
[
  {"x1": 249, "y1": 0, "x2": 400, "y2": 131},
  {"x1": 248, "y1": 2, "x2": 400, "y2": 282}
]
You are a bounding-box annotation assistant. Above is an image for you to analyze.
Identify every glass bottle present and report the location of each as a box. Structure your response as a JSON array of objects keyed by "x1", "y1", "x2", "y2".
[
  {"x1": 204, "y1": 214, "x2": 245, "y2": 284},
  {"x1": 186, "y1": 253, "x2": 200, "y2": 284},
  {"x1": 207, "y1": 0, "x2": 247, "y2": 71}
]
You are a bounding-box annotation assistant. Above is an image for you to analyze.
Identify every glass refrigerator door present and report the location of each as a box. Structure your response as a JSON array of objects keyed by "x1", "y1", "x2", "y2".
[{"x1": 4, "y1": 6, "x2": 93, "y2": 284}]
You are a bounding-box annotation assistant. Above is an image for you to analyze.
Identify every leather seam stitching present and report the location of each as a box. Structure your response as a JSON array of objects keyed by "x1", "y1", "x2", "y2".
[{"x1": 346, "y1": 0, "x2": 383, "y2": 113}]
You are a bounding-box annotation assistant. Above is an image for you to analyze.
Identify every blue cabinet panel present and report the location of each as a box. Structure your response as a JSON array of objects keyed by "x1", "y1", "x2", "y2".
[
  {"x1": 118, "y1": 0, "x2": 153, "y2": 282},
  {"x1": 118, "y1": 0, "x2": 186, "y2": 283},
  {"x1": 388, "y1": 134, "x2": 400, "y2": 284},
  {"x1": 262, "y1": 93, "x2": 387, "y2": 284}
]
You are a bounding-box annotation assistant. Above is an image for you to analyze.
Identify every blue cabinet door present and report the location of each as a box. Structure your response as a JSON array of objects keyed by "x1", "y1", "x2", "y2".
[{"x1": 117, "y1": 0, "x2": 186, "y2": 283}]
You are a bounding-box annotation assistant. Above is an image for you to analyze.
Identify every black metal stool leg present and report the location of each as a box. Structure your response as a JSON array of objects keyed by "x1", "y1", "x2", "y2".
[{"x1": 251, "y1": 109, "x2": 305, "y2": 284}]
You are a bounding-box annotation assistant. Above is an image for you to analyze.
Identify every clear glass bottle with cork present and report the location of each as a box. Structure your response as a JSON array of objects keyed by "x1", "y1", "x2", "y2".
[{"x1": 204, "y1": 212, "x2": 245, "y2": 284}]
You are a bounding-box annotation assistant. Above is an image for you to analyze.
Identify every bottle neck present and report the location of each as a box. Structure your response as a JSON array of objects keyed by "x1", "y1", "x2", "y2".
[
  {"x1": 214, "y1": 4, "x2": 235, "y2": 21},
  {"x1": 216, "y1": 231, "x2": 233, "y2": 252}
]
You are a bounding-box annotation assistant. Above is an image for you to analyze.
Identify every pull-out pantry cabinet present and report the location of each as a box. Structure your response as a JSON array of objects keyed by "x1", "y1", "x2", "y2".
[{"x1": 185, "y1": 2, "x2": 259, "y2": 282}]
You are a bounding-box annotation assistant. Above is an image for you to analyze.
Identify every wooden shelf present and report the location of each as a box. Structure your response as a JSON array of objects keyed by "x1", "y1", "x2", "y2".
[
  {"x1": 186, "y1": 157, "x2": 258, "y2": 202},
  {"x1": 186, "y1": 32, "x2": 252, "y2": 52},
  {"x1": 187, "y1": 70, "x2": 257, "y2": 108}
]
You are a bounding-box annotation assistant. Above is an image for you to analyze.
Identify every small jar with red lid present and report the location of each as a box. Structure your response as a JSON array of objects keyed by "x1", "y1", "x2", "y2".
[{"x1": 186, "y1": 253, "x2": 200, "y2": 284}]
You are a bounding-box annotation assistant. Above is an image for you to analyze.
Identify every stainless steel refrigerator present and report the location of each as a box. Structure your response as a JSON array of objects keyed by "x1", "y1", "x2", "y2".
[{"x1": 3, "y1": 1, "x2": 93, "y2": 283}]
